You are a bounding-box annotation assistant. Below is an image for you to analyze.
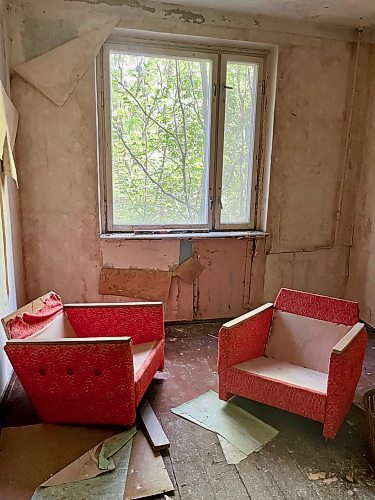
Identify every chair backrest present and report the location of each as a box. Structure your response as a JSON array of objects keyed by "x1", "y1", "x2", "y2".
[
  {"x1": 64, "y1": 302, "x2": 164, "y2": 344},
  {"x1": 274, "y1": 288, "x2": 359, "y2": 326},
  {"x1": 266, "y1": 289, "x2": 358, "y2": 373},
  {"x1": 265, "y1": 310, "x2": 351, "y2": 373}
]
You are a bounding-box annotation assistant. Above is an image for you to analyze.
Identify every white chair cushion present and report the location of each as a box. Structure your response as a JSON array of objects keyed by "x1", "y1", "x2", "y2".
[
  {"x1": 132, "y1": 341, "x2": 156, "y2": 374},
  {"x1": 28, "y1": 312, "x2": 77, "y2": 340},
  {"x1": 265, "y1": 310, "x2": 350, "y2": 373},
  {"x1": 234, "y1": 356, "x2": 328, "y2": 394}
]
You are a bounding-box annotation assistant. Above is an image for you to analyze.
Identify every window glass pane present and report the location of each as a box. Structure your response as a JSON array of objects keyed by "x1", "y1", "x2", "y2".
[
  {"x1": 220, "y1": 61, "x2": 259, "y2": 225},
  {"x1": 110, "y1": 50, "x2": 212, "y2": 227}
]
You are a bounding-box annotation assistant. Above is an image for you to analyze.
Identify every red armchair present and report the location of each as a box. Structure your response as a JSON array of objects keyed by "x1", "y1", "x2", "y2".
[
  {"x1": 218, "y1": 288, "x2": 367, "y2": 439},
  {"x1": 2, "y1": 292, "x2": 165, "y2": 426}
]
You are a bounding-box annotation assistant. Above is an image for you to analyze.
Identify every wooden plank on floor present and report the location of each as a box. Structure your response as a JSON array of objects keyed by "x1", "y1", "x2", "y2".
[
  {"x1": 139, "y1": 399, "x2": 170, "y2": 451},
  {"x1": 124, "y1": 430, "x2": 174, "y2": 500}
]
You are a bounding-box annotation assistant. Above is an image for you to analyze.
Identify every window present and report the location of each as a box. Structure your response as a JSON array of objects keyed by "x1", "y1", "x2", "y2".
[{"x1": 99, "y1": 41, "x2": 265, "y2": 233}]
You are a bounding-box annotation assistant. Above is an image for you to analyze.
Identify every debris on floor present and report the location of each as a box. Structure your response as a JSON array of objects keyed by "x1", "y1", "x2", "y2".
[
  {"x1": 139, "y1": 399, "x2": 170, "y2": 451},
  {"x1": 0, "y1": 423, "x2": 174, "y2": 500},
  {"x1": 171, "y1": 389, "x2": 278, "y2": 463},
  {"x1": 32, "y1": 436, "x2": 133, "y2": 500},
  {"x1": 307, "y1": 472, "x2": 326, "y2": 480},
  {"x1": 40, "y1": 428, "x2": 136, "y2": 488},
  {"x1": 124, "y1": 430, "x2": 174, "y2": 499},
  {"x1": 217, "y1": 434, "x2": 247, "y2": 464}
]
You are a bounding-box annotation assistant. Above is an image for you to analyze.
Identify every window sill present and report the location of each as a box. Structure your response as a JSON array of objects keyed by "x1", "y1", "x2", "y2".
[{"x1": 100, "y1": 230, "x2": 269, "y2": 241}]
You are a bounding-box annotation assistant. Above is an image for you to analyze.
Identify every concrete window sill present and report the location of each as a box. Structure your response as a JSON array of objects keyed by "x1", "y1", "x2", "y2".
[{"x1": 100, "y1": 230, "x2": 269, "y2": 241}]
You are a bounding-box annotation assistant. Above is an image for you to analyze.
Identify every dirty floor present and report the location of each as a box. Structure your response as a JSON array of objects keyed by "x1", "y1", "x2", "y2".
[{"x1": 1, "y1": 324, "x2": 375, "y2": 500}]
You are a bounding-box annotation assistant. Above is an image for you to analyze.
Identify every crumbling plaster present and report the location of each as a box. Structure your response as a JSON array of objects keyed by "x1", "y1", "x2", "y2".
[
  {"x1": 8, "y1": 0, "x2": 371, "y2": 322},
  {"x1": 0, "y1": 0, "x2": 24, "y2": 399},
  {"x1": 149, "y1": 0, "x2": 375, "y2": 28}
]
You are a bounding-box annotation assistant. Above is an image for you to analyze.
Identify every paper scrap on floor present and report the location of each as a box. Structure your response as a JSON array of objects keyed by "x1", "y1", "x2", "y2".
[
  {"x1": 39, "y1": 428, "x2": 136, "y2": 488},
  {"x1": 171, "y1": 390, "x2": 278, "y2": 464},
  {"x1": 32, "y1": 428, "x2": 136, "y2": 500}
]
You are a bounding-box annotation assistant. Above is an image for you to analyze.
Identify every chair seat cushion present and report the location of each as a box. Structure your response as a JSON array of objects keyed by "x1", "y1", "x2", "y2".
[
  {"x1": 132, "y1": 341, "x2": 157, "y2": 375},
  {"x1": 133, "y1": 340, "x2": 164, "y2": 406},
  {"x1": 234, "y1": 356, "x2": 328, "y2": 394}
]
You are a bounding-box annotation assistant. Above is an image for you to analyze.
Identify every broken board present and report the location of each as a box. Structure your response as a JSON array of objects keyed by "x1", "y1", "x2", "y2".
[
  {"x1": 139, "y1": 399, "x2": 170, "y2": 451},
  {"x1": 124, "y1": 430, "x2": 173, "y2": 499},
  {"x1": 99, "y1": 267, "x2": 172, "y2": 302}
]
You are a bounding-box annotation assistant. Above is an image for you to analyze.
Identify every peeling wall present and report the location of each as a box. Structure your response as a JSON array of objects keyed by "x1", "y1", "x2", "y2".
[
  {"x1": 0, "y1": 0, "x2": 24, "y2": 400},
  {"x1": 346, "y1": 46, "x2": 375, "y2": 326},
  {"x1": 8, "y1": 0, "x2": 368, "y2": 321}
]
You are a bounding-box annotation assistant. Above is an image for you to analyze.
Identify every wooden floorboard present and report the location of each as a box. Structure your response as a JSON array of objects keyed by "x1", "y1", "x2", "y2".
[{"x1": 1, "y1": 326, "x2": 375, "y2": 499}]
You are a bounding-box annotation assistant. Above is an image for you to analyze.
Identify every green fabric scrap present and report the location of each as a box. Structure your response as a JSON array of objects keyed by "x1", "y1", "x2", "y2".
[
  {"x1": 31, "y1": 439, "x2": 133, "y2": 500},
  {"x1": 98, "y1": 427, "x2": 136, "y2": 471}
]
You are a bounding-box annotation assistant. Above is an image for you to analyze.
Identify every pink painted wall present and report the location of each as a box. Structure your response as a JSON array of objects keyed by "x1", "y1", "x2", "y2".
[
  {"x1": 8, "y1": 0, "x2": 369, "y2": 322},
  {"x1": 346, "y1": 45, "x2": 375, "y2": 327}
]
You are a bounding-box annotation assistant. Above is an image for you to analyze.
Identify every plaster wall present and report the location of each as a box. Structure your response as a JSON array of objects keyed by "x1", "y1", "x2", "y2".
[
  {"x1": 8, "y1": 0, "x2": 366, "y2": 321},
  {"x1": 346, "y1": 46, "x2": 375, "y2": 327},
  {"x1": 0, "y1": 0, "x2": 24, "y2": 400}
]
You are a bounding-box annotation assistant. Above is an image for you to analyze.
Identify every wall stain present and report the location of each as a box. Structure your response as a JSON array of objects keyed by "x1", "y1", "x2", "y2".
[
  {"x1": 142, "y1": 5, "x2": 156, "y2": 13},
  {"x1": 22, "y1": 16, "x2": 78, "y2": 61},
  {"x1": 63, "y1": 1, "x2": 202, "y2": 22},
  {"x1": 64, "y1": 0, "x2": 153, "y2": 9},
  {"x1": 163, "y1": 8, "x2": 205, "y2": 24},
  {"x1": 95, "y1": 0, "x2": 139, "y2": 7}
]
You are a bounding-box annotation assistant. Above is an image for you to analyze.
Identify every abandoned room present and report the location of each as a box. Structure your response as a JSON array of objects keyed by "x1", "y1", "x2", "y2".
[{"x1": 0, "y1": 0, "x2": 375, "y2": 498}]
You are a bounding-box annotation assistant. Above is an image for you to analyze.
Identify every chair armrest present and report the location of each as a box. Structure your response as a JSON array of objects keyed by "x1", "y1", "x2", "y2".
[
  {"x1": 6, "y1": 336, "x2": 132, "y2": 345},
  {"x1": 64, "y1": 302, "x2": 164, "y2": 343},
  {"x1": 64, "y1": 302, "x2": 162, "y2": 308},
  {"x1": 332, "y1": 322, "x2": 364, "y2": 353},
  {"x1": 218, "y1": 303, "x2": 274, "y2": 372},
  {"x1": 324, "y1": 325, "x2": 367, "y2": 437}
]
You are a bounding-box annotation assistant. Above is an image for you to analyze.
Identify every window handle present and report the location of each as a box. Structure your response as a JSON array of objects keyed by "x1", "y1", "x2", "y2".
[
  {"x1": 224, "y1": 85, "x2": 233, "y2": 90},
  {"x1": 209, "y1": 198, "x2": 214, "y2": 209}
]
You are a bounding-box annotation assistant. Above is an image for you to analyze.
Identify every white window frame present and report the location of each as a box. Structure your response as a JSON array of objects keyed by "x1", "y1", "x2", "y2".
[{"x1": 97, "y1": 39, "x2": 266, "y2": 234}]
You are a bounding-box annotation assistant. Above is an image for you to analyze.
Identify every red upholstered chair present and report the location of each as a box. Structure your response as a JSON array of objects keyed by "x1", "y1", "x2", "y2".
[
  {"x1": 2, "y1": 292, "x2": 164, "y2": 426},
  {"x1": 218, "y1": 288, "x2": 367, "y2": 439}
]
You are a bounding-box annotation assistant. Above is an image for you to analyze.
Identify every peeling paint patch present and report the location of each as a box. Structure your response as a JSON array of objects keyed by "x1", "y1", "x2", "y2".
[
  {"x1": 163, "y1": 8, "x2": 205, "y2": 24},
  {"x1": 64, "y1": 0, "x2": 141, "y2": 7},
  {"x1": 96, "y1": 0, "x2": 139, "y2": 7},
  {"x1": 142, "y1": 5, "x2": 156, "y2": 13},
  {"x1": 64, "y1": 0, "x2": 154, "y2": 11}
]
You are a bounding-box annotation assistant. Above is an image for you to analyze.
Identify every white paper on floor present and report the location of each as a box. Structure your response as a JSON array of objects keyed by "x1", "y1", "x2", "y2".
[{"x1": 171, "y1": 390, "x2": 278, "y2": 464}]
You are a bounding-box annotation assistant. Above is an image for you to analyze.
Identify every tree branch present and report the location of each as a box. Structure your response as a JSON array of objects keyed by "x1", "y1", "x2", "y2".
[{"x1": 114, "y1": 123, "x2": 193, "y2": 212}]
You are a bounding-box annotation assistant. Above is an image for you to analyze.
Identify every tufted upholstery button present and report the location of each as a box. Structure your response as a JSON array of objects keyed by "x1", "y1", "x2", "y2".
[
  {"x1": 95, "y1": 368, "x2": 101, "y2": 376},
  {"x1": 39, "y1": 368, "x2": 46, "y2": 376},
  {"x1": 67, "y1": 368, "x2": 74, "y2": 375}
]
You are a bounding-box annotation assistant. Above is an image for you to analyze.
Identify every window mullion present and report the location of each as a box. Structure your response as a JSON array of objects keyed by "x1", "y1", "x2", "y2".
[{"x1": 213, "y1": 55, "x2": 226, "y2": 230}]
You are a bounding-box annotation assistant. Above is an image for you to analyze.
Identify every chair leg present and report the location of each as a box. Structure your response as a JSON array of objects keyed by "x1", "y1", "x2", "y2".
[
  {"x1": 323, "y1": 419, "x2": 340, "y2": 440},
  {"x1": 219, "y1": 386, "x2": 232, "y2": 402},
  {"x1": 158, "y1": 359, "x2": 165, "y2": 372}
]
